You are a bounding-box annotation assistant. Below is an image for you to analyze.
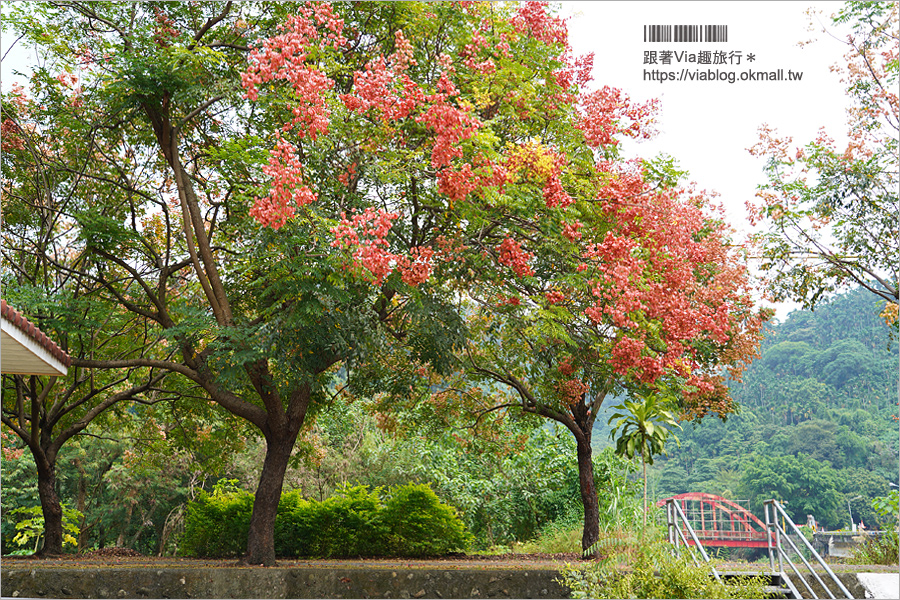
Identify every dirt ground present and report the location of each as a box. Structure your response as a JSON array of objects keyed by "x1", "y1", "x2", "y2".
[
  {"x1": 3, "y1": 548, "x2": 896, "y2": 573},
  {"x1": 2, "y1": 548, "x2": 584, "y2": 570}
]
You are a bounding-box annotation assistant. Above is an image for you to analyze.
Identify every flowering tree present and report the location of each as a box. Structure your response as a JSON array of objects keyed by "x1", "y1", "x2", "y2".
[
  {"x1": 748, "y1": 2, "x2": 898, "y2": 314},
  {"x1": 5, "y1": 1, "x2": 766, "y2": 563},
  {"x1": 454, "y1": 158, "x2": 767, "y2": 550},
  {"x1": 236, "y1": 0, "x2": 765, "y2": 553}
]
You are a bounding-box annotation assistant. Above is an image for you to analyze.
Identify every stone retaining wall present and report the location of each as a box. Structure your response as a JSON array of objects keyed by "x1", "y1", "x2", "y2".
[
  {"x1": 4, "y1": 564, "x2": 895, "y2": 599},
  {"x1": 1, "y1": 566, "x2": 572, "y2": 599}
]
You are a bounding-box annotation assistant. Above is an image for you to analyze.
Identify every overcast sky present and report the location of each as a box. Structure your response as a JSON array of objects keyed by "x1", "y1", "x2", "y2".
[{"x1": 561, "y1": 1, "x2": 853, "y2": 319}]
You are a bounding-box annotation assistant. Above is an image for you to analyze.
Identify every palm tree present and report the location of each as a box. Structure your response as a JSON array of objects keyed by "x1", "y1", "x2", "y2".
[{"x1": 608, "y1": 393, "x2": 681, "y2": 530}]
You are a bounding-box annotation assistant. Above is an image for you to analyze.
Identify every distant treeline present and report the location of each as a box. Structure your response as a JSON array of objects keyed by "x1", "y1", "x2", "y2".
[{"x1": 646, "y1": 287, "x2": 898, "y2": 530}]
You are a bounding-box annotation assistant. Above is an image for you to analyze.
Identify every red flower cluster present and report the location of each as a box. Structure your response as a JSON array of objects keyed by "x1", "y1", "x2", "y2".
[
  {"x1": 331, "y1": 209, "x2": 437, "y2": 287},
  {"x1": 557, "y1": 356, "x2": 576, "y2": 377},
  {"x1": 545, "y1": 290, "x2": 565, "y2": 305},
  {"x1": 511, "y1": 1, "x2": 568, "y2": 47},
  {"x1": 497, "y1": 236, "x2": 535, "y2": 278},
  {"x1": 562, "y1": 220, "x2": 583, "y2": 241},
  {"x1": 249, "y1": 136, "x2": 317, "y2": 229},
  {"x1": 153, "y1": 6, "x2": 179, "y2": 47}
]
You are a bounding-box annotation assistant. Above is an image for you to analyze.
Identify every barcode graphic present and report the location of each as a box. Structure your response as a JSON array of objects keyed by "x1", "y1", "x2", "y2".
[{"x1": 644, "y1": 25, "x2": 728, "y2": 43}]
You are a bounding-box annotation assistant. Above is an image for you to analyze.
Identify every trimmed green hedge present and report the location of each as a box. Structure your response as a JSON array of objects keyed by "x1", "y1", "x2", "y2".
[{"x1": 180, "y1": 482, "x2": 470, "y2": 558}]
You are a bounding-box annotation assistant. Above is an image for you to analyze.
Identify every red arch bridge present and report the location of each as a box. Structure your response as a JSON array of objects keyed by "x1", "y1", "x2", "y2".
[{"x1": 656, "y1": 493, "x2": 773, "y2": 548}]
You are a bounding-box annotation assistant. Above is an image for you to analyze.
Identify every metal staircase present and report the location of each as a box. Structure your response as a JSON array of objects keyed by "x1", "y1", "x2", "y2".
[
  {"x1": 665, "y1": 497, "x2": 855, "y2": 599},
  {"x1": 764, "y1": 499, "x2": 854, "y2": 599}
]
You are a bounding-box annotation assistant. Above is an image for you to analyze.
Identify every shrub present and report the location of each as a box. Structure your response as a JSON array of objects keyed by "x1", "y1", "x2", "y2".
[
  {"x1": 179, "y1": 479, "x2": 253, "y2": 558},
  {"x1": 276, "y1": 486, "x2": 389, "y2": 558},
  {"x1": 181, "y1": 482, "x2": 469, "y2": 558},
  {"x1": 515, "y1": 523, "x2": 581, "y2": 554},
  {"x1": 559, "y1": 535, "x2": 770, "y2": 599},
  {"x1": 848, "y1": 531, "x2": 899, "y2": 565},
  {"x1": 379, "y1": 483, "x2": 471, "y2": 557}
]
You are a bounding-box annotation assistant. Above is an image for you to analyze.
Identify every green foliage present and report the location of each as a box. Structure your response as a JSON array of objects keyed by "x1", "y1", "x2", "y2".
[
  {"x1": 0, "y1": 448, "x2": 38, "y2": 554},
  {"x1": 380, "y1": 483, "x2": 472, "y2": 557},
  {"x1": 288, "y1": 397, "x2": 594, "y2": 550},
  {"x1": 650, "y1": 288, "x2": 897, "y2": 531},
  {"x1": 409, "y1": 425, "x2": 587, "y2": 549},
  {"x1": 180, "y1": 479, "x2": 254, "y2": 558},
  {"x1": 608, "y1": 394, "x2": 681, "y2": 465},
  {"x1": 608, "y1": 393, "x2": 681, "y2": 527},
  {"x1": 180, "y1": 482, "x2": 469, "y2": 558},
  {"x1": 559, "y1": 533, "x2": 770, "y2": 599},
  {"x1": 848, "y1": 531, "x2": 899, "y2": 566},
  {"x1": 737, "y1": 452, "x2": 844, "y2": 529},
  {"x1": 514, "y1": 523, "x2": 583, "y2": 554},
  {"x1": 872, "y1": 490, "x2": 899, "y2": 524},
  {"x1": 275, "y1": 485, "x2": 389, "y2": 558},
  {"x1": 9, "y1": 505, "x2": 82, "y2": 553}
]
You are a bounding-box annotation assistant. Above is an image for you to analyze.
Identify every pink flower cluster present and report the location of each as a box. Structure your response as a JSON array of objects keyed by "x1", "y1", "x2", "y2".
[
  {"x1": 460, "y1": 31, "x2": 497, "y2": 74},
  {"x1": 558, "y1": 378, "x2": 589, "y2": 404},
  {"x1": 497, "y1": 236, "x2": 535, "y2": 278},
  {"x1": 56, "y1": 72, "x2": 78, "y2": 88},
  {"x1": 417, "y1": 101, "x2": 482, "y2": 169},
  {"x1": 511, "y1": 1, "x2": 568, "y2": 47},
  {"x1": 398, "y1": 246, "x2": 435, "y2": 286},
  {"x1": 242, "y1": 6, "x2": 343, "y2": 137},
  {"x1": 545, "y1": 290, "x2": 565, "y2": 305},
  {"x1": 242, "y1": 3, "x2": 348, "y2": 228},
  {"x1": 438, "y1": 160, "x2": 508, "y2": 204},
  {"x1": 562, "y1": 220, "x2": 583, "y2": 241},
  {"x1": 577, "y1": 87, "x2": 658, "y2": 148},
  {"x1": 331, "y1": 208, "x2": 437, "y2": 287},
  {"x1": 331, "y1": 208, "x2": 400, "y2": 284},
  {"x1": 338, "y1": 162, "x2": 357, "y2": 187},
  {"x1": 339, "y1": 31, "x2": 489, "y2": 205},
  {"x1": 249, "y1": 136, "x2": 317, "y2": 229},
  {"x1": 437, "y1": 163, "x2": 478, "y2": 204},
  {"x1": 342, "y1": 31, "x2": 425, "y2": 120},
  {"x1": 542, "y1": 175, "x2": 573, "y2": 208},
  {"x1": 574, "y1": 163, "x2": 749, "y2": 385}
]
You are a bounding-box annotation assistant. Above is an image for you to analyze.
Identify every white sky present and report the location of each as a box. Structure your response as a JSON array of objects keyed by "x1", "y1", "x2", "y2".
[
  {"x1": 562, "y1": 1, "x2": 853, "y2": 319},
  {"x1": 2, "y1": 1, "x2": 853, "y2": 319}
]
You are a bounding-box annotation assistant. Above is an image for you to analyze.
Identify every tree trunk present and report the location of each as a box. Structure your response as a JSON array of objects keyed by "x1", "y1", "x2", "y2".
[
  {"x1": 242, "y1": 431, "x2": 298, "y2": 566},
  {"x1": 35, "y1": 458, "x2": 64, "y2": 556},
  {"x1": 116, "y1": 503, "x2": 134, "y2": 547},
  {"x1": 576, "y1": 437, "x2": 600, "y2": 555},
  {"x1": 642, "y1": 448, "x2": 648, "y2": 532}
]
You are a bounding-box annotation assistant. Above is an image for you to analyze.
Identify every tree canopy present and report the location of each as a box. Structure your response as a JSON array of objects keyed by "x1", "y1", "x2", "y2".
[
  {"x1": 2, "y1": 0, "x2": 767, "y2": 562},
  {"x1": 748, "y1": 2, "x2": 898, "y2": 310}
]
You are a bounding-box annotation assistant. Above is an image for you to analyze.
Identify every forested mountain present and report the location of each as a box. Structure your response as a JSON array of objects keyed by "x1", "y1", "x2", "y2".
[{"x1": 644, "y1": 287, "x2": 898, "y2": 530}]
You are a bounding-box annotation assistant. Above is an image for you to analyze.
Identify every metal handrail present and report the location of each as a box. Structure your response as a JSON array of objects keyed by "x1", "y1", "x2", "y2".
[
  {"x1": 668, "y1": 505, "x2": 703, "y2": 569},
  {"x1": 666, "y1": 498, "x2": 722, "y2": 583},
  {"x1": 764, "y1": 499, "x2": 853, "y2": 599}
]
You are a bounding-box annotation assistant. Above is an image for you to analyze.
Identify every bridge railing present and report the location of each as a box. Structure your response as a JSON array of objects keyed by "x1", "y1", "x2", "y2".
[
  {"x1": 659, "y1": 493, "x2": 771, "y2": 546},
  {"x1": 764, "y1": 499, "x2": 853, "y2": 599},
  {"x1": 665, "y1": 498, "x2": 722, "y2": 583}
]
